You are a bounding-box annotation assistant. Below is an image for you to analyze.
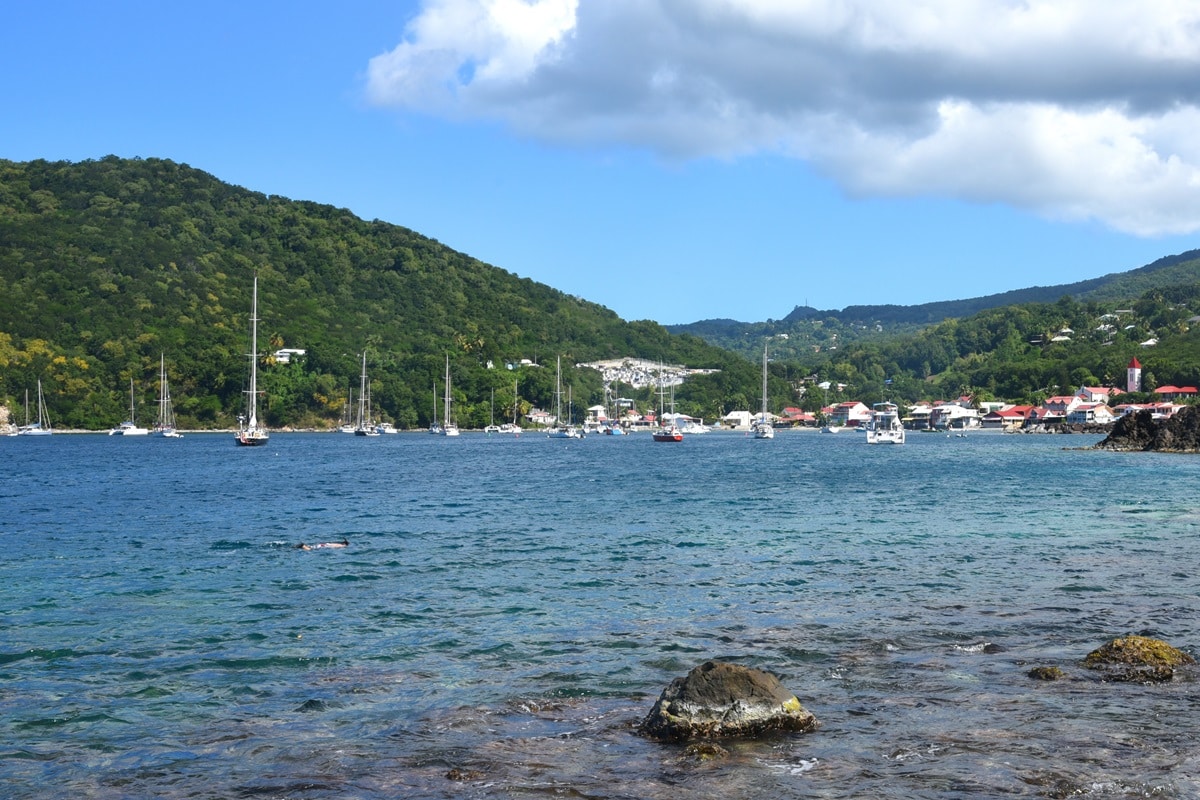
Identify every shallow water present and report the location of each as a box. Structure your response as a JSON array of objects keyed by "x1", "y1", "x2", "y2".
[{"x1": 2, "y1": 430, "x2": 1199, "y2": 798}]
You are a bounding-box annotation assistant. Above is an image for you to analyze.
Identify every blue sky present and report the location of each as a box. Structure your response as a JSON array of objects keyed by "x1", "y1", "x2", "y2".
[{"x1": 4, "y1": 1, "x2": 1199, "y2": 325}]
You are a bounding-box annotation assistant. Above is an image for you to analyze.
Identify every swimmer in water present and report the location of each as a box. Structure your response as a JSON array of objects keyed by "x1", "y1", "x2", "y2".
[{"x1": 295, "y1": 538, "x2": 349, "y2": 550}]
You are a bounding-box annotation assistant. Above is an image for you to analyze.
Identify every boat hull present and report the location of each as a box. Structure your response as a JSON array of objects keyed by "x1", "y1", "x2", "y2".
[
  {"x1": 110, "y1": 424, "x2": 149, "y2": 436},
  {"x1": 235, "y1": 431, "x2": 269, "y2": 446}
]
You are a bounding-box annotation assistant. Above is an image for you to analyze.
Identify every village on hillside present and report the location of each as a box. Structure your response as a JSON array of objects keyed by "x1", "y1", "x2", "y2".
[
  {"x1": 532, "y1": 356, "x2": 1197, "y2": 435},
  {"x1": 780, "y1": 357, "x2": 1192, "y2": 433}
]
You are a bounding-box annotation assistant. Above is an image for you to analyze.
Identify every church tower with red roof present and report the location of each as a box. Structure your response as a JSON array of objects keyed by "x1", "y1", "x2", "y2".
[{"x1": 1127, "y1": 357, "x2": 1142, "y2": 393}]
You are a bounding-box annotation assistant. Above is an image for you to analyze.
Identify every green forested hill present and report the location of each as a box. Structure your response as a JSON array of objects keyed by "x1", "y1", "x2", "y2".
[
  {"x1": 4, "y1": 156, "x2": 1197, "y2": 431},
  {"x1": 671, "y1": 250, "x2": 1200, "y2": 362},
  {"x1": 0, "y1": 156, "x2": 739, "y2": 429},
  {"x1": 784, "y1": 287, "x2": 1200, "y2": 413}
]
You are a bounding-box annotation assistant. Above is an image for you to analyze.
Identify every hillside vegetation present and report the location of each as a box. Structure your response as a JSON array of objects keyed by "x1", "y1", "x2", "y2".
[
  {"x1": 2, "y1": 156, "x2": 1197, "y2": 431},
  {"x1": 671, "y1": 251, "x2": 1200, "y2": 363},
  {"x1": 0, "y1": 156, "x2": 745, "y2": 429},
  {"x1": 791, "y1": 289, "x2": 1200, "y2": 412}
]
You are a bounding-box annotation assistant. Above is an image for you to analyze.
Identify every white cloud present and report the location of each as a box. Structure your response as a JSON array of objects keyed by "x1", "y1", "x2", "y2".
[{"x1": 366, "y1": 0, "x2": 1200, "y2": 235}]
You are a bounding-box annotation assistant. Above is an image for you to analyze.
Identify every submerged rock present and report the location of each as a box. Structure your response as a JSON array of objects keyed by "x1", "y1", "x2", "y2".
[
  {"x1": 682, "y1": 741, "x2": 729, "y2": 761},
  {"x1": 1083, "y1": 635, "x2": 1194, "y2": 682},
  {"x1": 639, "y1": 660, "x2": 818, "y2": 742},
  {"x1": 1096, "y1": 406, "x2": 1200, "y2": 452},
  {"x1": 1027, "y1": 666, "x2": 1066, "y2": 681}
]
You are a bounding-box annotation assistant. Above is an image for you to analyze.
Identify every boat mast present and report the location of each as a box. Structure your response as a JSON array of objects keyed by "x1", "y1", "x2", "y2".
[
  {"x1": 556, "y1": 356, "x2": 563, "y2": 426},
  {"x1": 247, "y1": 275, "x2": 260, "y2": 429},
  {"x1": 444, "y1": 355, "x2": 452, "y2": 426},
  {"x1": 38, "y1": 380, "x2": 50, "y2": 430},
  {"x1": 358, "y1": 351, "x2": 368, "y2": 429},
  {"x1": 761, "y1": 343, "x2": 769, "y2": 423}
]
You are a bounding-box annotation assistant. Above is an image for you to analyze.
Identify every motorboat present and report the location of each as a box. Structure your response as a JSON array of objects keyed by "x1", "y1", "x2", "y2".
[{"x1": 866, "y1": 402, "x2": 905, "y2": 445}]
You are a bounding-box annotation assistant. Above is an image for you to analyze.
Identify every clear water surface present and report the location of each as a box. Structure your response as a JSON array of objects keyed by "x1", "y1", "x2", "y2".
[{"x1": 2, "y1": 429, "x2": 1199, "y2": 798}]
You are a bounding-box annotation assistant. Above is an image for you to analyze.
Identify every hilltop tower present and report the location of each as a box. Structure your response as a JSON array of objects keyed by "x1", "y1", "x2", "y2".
[{"x1": 1127, "y1": 357, "x2": 1142, "y2": 393}]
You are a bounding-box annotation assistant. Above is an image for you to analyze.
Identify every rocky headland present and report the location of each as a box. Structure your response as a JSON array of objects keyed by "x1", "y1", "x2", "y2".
[{"x1": 1095, "y1": 405, "x2": 1200, "y2": 452}]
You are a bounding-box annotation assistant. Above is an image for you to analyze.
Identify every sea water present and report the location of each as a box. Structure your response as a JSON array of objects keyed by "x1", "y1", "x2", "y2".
[{"x1": 2, "y1": 430, "x2": 1199, "y2": 798}]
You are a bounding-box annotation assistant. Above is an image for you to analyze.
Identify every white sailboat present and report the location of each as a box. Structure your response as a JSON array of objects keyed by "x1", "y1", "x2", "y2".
[
  {"x1": 499, "y1": 376, "x2": 521, "y2": 434},
  {"x1": 603, "y1": 386, "x2": 625, "y2": 435},
  {"x1": 235, "y1": 275, "x2": 269, "y2": 446},
  {"x1": 484, "y1": 388, "x2": 502, "y2": 434},
  {"x1": 547, "y1": 356, "x2": 582, "y2": 438},
  {"x1": 14, "y1": 381, "x2": 53, "y2": 436},
  {"x1": 752, "y1": 343, "x2": 775, "y2": 439},
  {"x1": 339, "y1": 384, "x2": 357, "y2": 433},
  {"x1": 354, "y1": 351, "x2": 380, "y2": 436},
  {"x1": 428, "y1": 382, "x2": 443, "y2": 434},
  {"x1": 652, "y1": 364, "x2": 683, "y2": 442},
  {"x1": 110, "y1": 377, "x2": 149, "y2": 435},
  {"x1": 441, "y1": 355, "x2": 460, "y2": 436},
  {"x1": 153, "y1": 354, "x2": 183, "y2": 438}
]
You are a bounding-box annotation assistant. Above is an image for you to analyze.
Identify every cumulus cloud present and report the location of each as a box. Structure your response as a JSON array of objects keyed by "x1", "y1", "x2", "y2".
[{"x1": 366, "y1": 0, "x2": 1200, "y2": 235}]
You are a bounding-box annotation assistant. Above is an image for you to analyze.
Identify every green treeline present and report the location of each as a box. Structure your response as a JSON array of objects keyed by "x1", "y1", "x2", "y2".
[
  {"x1": 0, "y1": 156, "x2": 738, "y2": 429},
  {"x1": 2, "y1": 156, "x2": 1198, "y2": 430}
]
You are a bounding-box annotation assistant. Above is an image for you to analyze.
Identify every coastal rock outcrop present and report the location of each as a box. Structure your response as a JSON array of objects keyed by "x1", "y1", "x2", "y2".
[
  {"x1": 1096, "y1": 406, "x2": 1200, "y2": 452},
  {"x1": 638, "y1": 660, "x2": 818, "y2": 742},
  {"x1": 1026, "y1": 666, "x2": 1065, "y2": 681},
  {"x1": 1083, "y1": 635, "x2": 1194, "y2": 683}
]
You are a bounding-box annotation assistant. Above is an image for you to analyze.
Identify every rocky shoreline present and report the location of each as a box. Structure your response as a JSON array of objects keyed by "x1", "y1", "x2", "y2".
[{"x1": 1094, "y1": 405, "x2": 1200, "y2": 452}]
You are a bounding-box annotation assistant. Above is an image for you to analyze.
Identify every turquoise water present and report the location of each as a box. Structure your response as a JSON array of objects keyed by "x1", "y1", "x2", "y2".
[{"x1": 2, "y1": 430, "x2": 1199, "y2": 798}]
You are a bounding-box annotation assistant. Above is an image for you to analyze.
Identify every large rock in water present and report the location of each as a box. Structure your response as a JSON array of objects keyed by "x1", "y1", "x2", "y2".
[
  {"x1": 1096, "y1": 406, "x2": 1200, "y2": 452},
  {"x1": 1083, "y1": 635, "x2": 1195, "y2": 682},
  {"x1": 639, "y1": 661, "x2": 818, "y2": 741}
]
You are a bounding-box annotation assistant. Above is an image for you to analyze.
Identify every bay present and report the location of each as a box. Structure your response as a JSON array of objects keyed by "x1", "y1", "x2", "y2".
[{"x1": 2, "y1": 430, "x2": 1199, "y2": 798}]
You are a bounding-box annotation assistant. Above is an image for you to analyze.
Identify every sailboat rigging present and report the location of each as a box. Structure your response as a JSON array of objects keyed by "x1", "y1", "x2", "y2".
[
  {"x1": 500, "y1": 375, "x2": 521, "y2": 434},
  {"x1": 485, "y1": 388, "x2": 502, "y2": 434},
  {"x1": 652, "y1": 363, "x2": 683, "y2": 442},
  {"x1": 441, "y1": 354, "x2": 460, "y2": 436},
  {"x1": 547, "y1": 356, "x2": 582, "y2": 438},
  {"x1": 13, "y1": 381, "x2": 53, "y2": 436},
  {"x1": 355, "y1": 351, "x2": 380, "y2": 436},
  {"x1": 235, "y1": 275, "x2": 269, "y2": 446},
  {"x1": 110, "y1": 377, "x2": 149, "y2": 436},
  {"x1": 752, "y1": 342, "x2": 775, "y2": 439},
  {"x1": 154, "y1": 353, "x2": 183, "y2": 438}
]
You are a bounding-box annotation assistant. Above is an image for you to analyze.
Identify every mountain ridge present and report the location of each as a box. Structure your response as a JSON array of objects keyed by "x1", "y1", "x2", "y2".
[
  {"x1": 678, "y1": 248, "x2": 1200, "y2": 330},
  {"x1": 669, "y1": 248, "x2": 1200, "y2": 360}
]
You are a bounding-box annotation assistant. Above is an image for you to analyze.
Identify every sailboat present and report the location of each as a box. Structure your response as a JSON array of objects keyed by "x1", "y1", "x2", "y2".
[
  {"x1": 153, "y1": 354, "x2": 183, "y2": 438},
  {"x1": 354, "y1": 351, "x2": 380, "y2": 436},
  {"x1": 484, "y1": 388, "x2": 502, "y2": 434},
  {"x1": 652, "y1": 364, "x2": 683, "y2": 442},
  {"x1": 603, "y1": 386, "x2": 625, "y2": 435},
  {"x1": 499, "y1": 376, "x2": 521, "y2": 434},
  {"x1": 14, "y1": 381, "x2": 53, "y2": 436},
  {"x1": 235, "y1": 275, "x2": 269, "y2": 446},
  {"x1": 339, "y1": 384, "x2": 357, "y2": 433},
  {"x1": 110, "y1": 377, "x2": 149, "y2": 435},
  {"x1": 547, "y1": 356, "x2": 582, "y2": 438},
  {"x1": 428, "y1": 382, "x2": 443, "y2": 434},
  {"x1": 752, "y1": 343, "x2": 775, "y2": 439},
  {"x1": 441, "y1": 355, "x2": 460, "y2": 436}
]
